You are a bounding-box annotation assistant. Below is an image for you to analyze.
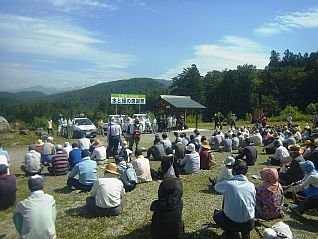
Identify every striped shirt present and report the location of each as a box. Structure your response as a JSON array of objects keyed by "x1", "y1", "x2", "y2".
[{"x1": 51, "y1": 152, "x2": 69, "y2": 175}]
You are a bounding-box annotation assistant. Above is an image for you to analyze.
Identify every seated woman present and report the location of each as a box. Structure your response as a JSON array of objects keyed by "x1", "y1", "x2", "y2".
[
  {"x1": 255, "y1": 168, "x2": 284, "y2": 220},
  {"x1": 159, "y1": 147, "x2": 176, "y2": 179},
  {"x1": 286, "y1": 161, "x2": 318, "y2": 215},
  {"x1": 150, "y1": 178, "x2": 184, "y2": 239},
  {"x1": 199, "y1": 141, "x2": 212, "y2": 170}
]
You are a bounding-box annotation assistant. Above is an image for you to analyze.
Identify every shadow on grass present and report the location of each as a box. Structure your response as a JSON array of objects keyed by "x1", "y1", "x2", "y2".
[
  {"x1": 285, "y1": 213, "x2": 318, "y2": 233},
  {"x1": 0, "y1": 234, "x2": 6, "y2": 239},
  {"x1": 200, "y1": 185, "x2": 222, "y2": 195},
  {"x1": 65, "y1": 205, "x2": 94, "y2": 219},
  {"x1": 54, "y1": 186, "x2": 73, "y2": 194},
  {"x1": 115, "y1": 223, "x2": 221, "y2": 239},
  {"x1": 116, "y1": 224, "x2": 151, "y2": 239}
]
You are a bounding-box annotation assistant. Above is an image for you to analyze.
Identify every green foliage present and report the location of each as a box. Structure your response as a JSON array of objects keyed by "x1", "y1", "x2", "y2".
[
  {"x1": 306, "y1": 103, "x2": 318, "y2": 115},
  {"x1": 270, "y1": 105, "x2": 310, "y2": 122},
  {"x1": 245, "y1": 113, "x2": 253, "y2": 122},
  {"x1": 186, "y1": 113, "x2": 202, "y2": 123},
  {"x1": 32, "y1": 116, "x2": 48, "y2": 129}
]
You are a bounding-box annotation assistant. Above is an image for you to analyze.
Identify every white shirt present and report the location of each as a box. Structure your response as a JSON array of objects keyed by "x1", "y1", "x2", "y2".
[
  {"x1": 90, "y1": 146, "x2": 107, "y2": 161},
  {"x1": 273, "y1": 145, "x2": 290, "y2": 162},
  {"x1": 249, "y1": 133, "x2": 262, "y2": 146},
  {"x1": 90, "y1": 175, "x2": 124, "y2": 208},
  {"x1": 108, "y1": 123, "x2": 122, "y2": 136},
  {"x1": 62, "y1": 145, "x2": 72, "y2": 157},
  {"x1": 132, "y1": 156, "x2": 152, "y2": 183},
  {"x1": 78, "y1": 137, "x2": 90, "y2": 150}
]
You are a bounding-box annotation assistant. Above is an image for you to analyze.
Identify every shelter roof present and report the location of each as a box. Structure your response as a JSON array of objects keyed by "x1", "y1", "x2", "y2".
[{"x1": 159, "y1": 95, "x2": 206, "y2": 110}]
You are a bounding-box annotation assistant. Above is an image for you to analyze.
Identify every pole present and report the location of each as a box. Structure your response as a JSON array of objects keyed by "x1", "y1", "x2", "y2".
[
  {"x1": 138, "y1": 104, "x2": 140, "y2": 114},
  {"x1": 116, "y1": 104, "x2": 117, "y2": 114},
  {"x1": 195, "y1": 111, "x2": 198, "y2": 129}
]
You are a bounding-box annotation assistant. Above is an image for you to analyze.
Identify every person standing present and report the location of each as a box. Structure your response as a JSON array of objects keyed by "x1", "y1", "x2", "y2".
[
  {"x1": 213, "y1": 160, "x2": 256, "y2": 239},
  {"x1": 47, "y1": 118, "x2": 53, "y2": 135},
  {"x1": 106, "y1": 117, "x2": 122, "y2": 159},
  {"x1": 98, "y1": 119, "x2": 104, "y2": 135},
  {"x1": 129, "y1": 118, "x2": 143, "y2": 155},
  {"x1": 14, "y1": 175, "x2": 57, "y2": 239},
  {"x1": 287, "y1": 113, "x2": 293, "y2": 128}
]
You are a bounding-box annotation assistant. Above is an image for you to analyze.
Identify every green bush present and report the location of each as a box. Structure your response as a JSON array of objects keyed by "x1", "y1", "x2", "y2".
[
  {"x1": 245, "y1": 113, "x2": 253, "y2": 122},
  {"x1": 270, "y1": 105, "x2": 310, "y2": 122},
  {"x1": 306, "y1": 103, "x2": 318, "y2": 115},
  {"x1": 186, "y1": 113, "x2": 202, "y2": 123},
  {"x1": 32, "y1": 116, "x2": 48, "y2": 129}
]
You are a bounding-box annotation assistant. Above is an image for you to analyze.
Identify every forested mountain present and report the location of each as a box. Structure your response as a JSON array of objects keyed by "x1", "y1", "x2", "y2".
[{"x1": 0, "y1": 78, "x2": 170, "y2": 123}]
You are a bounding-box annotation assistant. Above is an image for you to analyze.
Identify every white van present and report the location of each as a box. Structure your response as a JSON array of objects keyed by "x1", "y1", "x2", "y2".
[{"x1": 72, "y1": 117, "x2": 97, "y2": 138}]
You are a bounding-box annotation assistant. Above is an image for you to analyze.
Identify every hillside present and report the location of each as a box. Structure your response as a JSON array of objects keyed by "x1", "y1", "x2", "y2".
[{"x1": 0, "y1": 78, "x2": 171, "y2": 122}]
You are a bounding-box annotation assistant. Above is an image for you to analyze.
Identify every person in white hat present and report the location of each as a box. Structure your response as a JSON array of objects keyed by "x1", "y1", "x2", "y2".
[
  {"x1": 180, "y1": 143, "x2": 200, "y2": 174},
  {"x1": 209, "y1": 156, "x2": 235, "y2": 185},
  {"x1": 86, "y1": 163, "x2": 126, "y2": 217}
]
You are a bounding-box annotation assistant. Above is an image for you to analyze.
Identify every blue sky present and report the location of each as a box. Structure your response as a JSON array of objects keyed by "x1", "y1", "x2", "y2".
[{"x1": 0, "y1": 0, "x2": 317, "y2": 91}]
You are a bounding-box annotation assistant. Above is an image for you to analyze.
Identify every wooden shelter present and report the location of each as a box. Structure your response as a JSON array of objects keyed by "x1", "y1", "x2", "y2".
[{"x1": 155, "y1": 95, "x2": 206, "y2": 129}]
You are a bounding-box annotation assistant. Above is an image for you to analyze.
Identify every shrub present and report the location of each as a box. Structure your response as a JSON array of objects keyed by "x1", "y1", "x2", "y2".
[
  {"x1": 270, "y1": 105, "x2": 310, "y2": 122},
  {"x1": 32, "y1": 116, "x2": 48, "y2": 129}
]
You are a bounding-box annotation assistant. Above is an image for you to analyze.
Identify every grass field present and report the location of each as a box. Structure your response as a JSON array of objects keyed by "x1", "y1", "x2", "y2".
[{"x1": 1, "y1": 124, "x2": 318, "y2": 239}]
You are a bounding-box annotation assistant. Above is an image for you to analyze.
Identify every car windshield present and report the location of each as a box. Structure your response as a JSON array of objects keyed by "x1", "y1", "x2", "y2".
[{"x1": 75, "y1": 118, "x2": 92, "y2": 125}]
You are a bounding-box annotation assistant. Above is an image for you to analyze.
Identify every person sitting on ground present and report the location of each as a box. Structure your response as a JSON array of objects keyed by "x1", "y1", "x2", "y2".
[
  {"x1": 90, "y1": 139, "x2": 107, "y2": 165},
  {"x1": 161, "y1": 132, "x2": 172, "y2": 150},
  {"x1": 263, "y1": 133, "x2": 281, "y2": 154},
  {"x1": 21, "y1": 144, "x2": 43, "y2": 176},
  {"x1": 199, "y1": 141, "x2": 212, "y2": 170},
  {"x1": 236, "y1": 139, "x2": 257, "y2": 166},
  {"x1": 249, "y1": 129, "x2": 262, "y2": 146},
  {"x1": 150, "y1": 178, "x2": 184, "y2": 239},
  {"x1": 213, "y1": 160, "x2": 256, "y2": 239},
  {"x1": 188, "y1": 135, "x2": 200, "y2": 152},
  {"x1": 147, "y1": 137, "x2": 165, "y2": 161},
  {"x1": 286, "y1": 161, "x2": 318, "y2": 215},
  {"x1": 117, "y1": 158, "x2": 137, "y2": 192},
  {"x1": 86, "y1": 163, "x2": 126, "y2": 217},
  {"x1": 180, "y1": 132, "x2": 189, "y2": 146},
  {"x1": 303, "y1": 139, "x2": 318, "y2": 169},
  {"x1": 0, "y1": 164, "x2": 16, "y2": 210},
  {"x1": 41, "y1": 137, "x2": 55, "y2": 165},
  {"x1": 62, "y1": 142, "x2": 72, "y2": 157},
  {"x1": 88, "y1": 138, "x2": 97, "y2": 154},
  {"x1": 193, "y1": 129, "x2": 201, "y2": 144},
  {"x1": 116, "y1": 140, "x2": 132, "y2": 163},
  {"x1": 266, "y1": 140, "x2": 290, "y2": 166},
  {"x1": 34, "y1": 139, "x2": 44, "y2": 155},
  {"x1": 208, "y1": 156, "x2": 235, "y2": 185},
  {"x1": 131, "y1": 147, "x2": 152, "y2": 183},
  {"x1": 232, "y1": 134, "x2": 239, "y2": 150},
  {"x1": 159, "y1": 147, "x2": 177, "y2": 179},
  {"x1": 255, "y1": 168, "x2": 284, "y2": 220},
  {"x1": 173, "y1": 137, "x2": 186, "y2": 161},
  {"x1": 78, "y1": 133, "x2": 90, "y2": 151},
  {"x1": 67, "y1": 149, "x2": 97, "y2": 192},
  {"x1": 220, "y1": 133, "x2": 232, "y2": 153},
  {"x1": 213, "y1": 130, "x2": 224, "y2": 149},
  {"x1": 180, "y1": 143, "x2": 200, "y2": 174},
  {"x1": 279, "y1": 144, "x2": 305, "y2": 186},
  {"x1": 14, "y1": 175, "x2": 57, "y2": 239},
  {"x1": 68, "y1": 142, "x2": 82, "y2": 170},
  {"x1": 48, "y1": 144, "x2": 69, "y2": 176},
  {"x1": 282, "y1": 130, "x2": 296, "y2": 148}
]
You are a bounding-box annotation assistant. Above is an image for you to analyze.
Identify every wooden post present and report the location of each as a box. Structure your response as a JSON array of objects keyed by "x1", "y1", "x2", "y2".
[{"x1": 195, "y1": 111, "x2": 198, "y2": 129}]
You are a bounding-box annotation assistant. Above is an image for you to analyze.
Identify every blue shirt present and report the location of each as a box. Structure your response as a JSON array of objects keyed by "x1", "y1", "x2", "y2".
[
  {"x1": 68, "y1": 159, "x2": 97, "y2": 185},
  {"x1": 68, "y1": 148, "x2": 81, "y2": 169},
  {"x1": 215, "y1": 175, "x2": 256, "y2": 223},
  {"x1": 180, "y1": 152, "x2": 200, "y2": 174}
]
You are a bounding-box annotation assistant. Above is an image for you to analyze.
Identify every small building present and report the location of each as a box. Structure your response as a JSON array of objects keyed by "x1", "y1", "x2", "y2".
[{"x1": 155, "y1": 95, "x2": 206, "y2": 129}]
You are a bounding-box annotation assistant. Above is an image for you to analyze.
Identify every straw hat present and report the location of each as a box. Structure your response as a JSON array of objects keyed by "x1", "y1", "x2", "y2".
[
  {"x1": 288, "y1": 144, "x2": 304, "y2": 154},
  {"x1": 92, "y1": 139, "x2": 103, "y2": 147},
  {"x1": 103, "y1": 163, "x2": 119, "y2": 175},
  {"x1": 35, "y1": 139, "x2": 44, "y2": 146},
  {"x1": 201, "y1": 141, "x2": 211, "y2": 150},
  {"x1": 272, "y1": 133, "x2": 280, "y2": 139}
]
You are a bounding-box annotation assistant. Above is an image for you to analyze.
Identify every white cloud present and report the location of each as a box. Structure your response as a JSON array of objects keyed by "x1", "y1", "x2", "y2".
[
  {"x1": 158, "y1": 35, "x2": 269, "y2": 80},
  {"x1": 46, "y1": 0, "x2": 117, "y2": 11},
  {"x1": 255, "y1": 7, "x2": 318, "y2": 35},
  {"x1": 0, "y1": 13, "x2": 135, "y2": 89}
]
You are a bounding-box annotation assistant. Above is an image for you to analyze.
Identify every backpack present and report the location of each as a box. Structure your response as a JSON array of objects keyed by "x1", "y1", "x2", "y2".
[
  {"x1": 208, "y1": 151, "x2": 216, "y2": 167},
  {"x1": 126, "y1": 163, "x2": 138, "y2": 184},
  {"x1": 132, "y1": 124, "x2": 141, "y2": 140}
]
